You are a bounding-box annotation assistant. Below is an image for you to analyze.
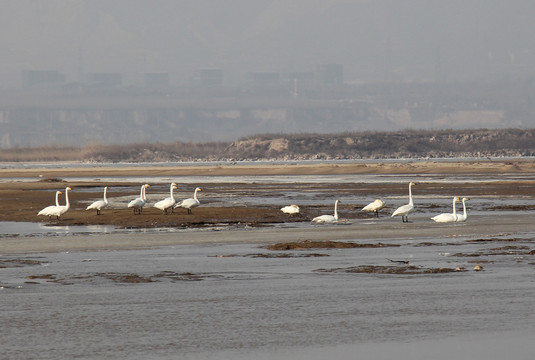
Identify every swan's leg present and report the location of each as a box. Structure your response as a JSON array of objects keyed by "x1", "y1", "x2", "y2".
[{"x1": 188, "y1": 208, "x2": 192, "y2": 215}]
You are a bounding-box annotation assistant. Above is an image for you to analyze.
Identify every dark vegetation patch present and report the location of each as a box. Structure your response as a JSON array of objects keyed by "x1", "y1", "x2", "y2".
[
  {"x1": 0, "y1": 258, "x2": 45, "y2": 268},
  {"x1": 467, "y1": 237, "x2": 531, "y2": 243},
  {"x1": 22, "y1": 271, "x2": 211, "y2": 285},
  {"x1": 266, "y1": 240, "x2": 399, "y2": 250},
  {"x1": 315, "y1": 265, "x2": 461, "y2": 275},
  {"x1": 210, "y1": 253, "x2": 329, "y2": 258}
]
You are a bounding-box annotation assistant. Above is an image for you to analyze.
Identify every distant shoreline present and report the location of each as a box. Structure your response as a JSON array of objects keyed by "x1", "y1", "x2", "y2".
[{"x1": 1, "y1": 158, "x2": 535, "y2": 179}]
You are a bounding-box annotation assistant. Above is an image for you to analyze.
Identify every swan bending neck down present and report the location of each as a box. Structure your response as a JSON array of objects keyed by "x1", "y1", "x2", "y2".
[
  {"x1": 154, "y1": 183, "x2": 178, "y2": 214},
  {"x1": 37, "y1": 190, "x2": 63, "y2": 219},
  {"x1": 311, "y1": 200, "x2": 340, "y2": 224},
  {"x1": 392, "y1": 182, "x2": 416, "y2": 223},
  {"x1": 456, "y1": 197, "x2": 470, "y2": 222},
  {"x1": 175, "y1": 187, "x2": 202, "y2": 214},
  {"x1": 86, "y1": 186, "x2": 108, "y2": 215},
  {"x1": 362, "y1": 199, "x2": 385, "y2": 217},
  {"x1": 128, "y1": 184, "x2": 150, "y2": 214},
  {"x1": 431, "y1": 197, "x2": 460, "y2": 223}
]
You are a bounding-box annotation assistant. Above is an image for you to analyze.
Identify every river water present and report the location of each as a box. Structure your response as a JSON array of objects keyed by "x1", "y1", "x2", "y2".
[
  {"x1": 1, "y1": 163, "x2": 535, "y2": 359},
  {"x1": 2, "y1": 221, "x2": 535, "y2": 359}
]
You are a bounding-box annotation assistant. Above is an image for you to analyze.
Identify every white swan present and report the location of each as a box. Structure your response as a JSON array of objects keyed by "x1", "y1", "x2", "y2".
[
  {"x1": 41, "y1": 187, "x2": 71, "y2": 220},
  {"x1": 154, "y1": 183, "x2": 178, "y2": 214},
  {"x1": 312, "y1": 200, "x2": 340, "y2": 224},
  {"x1": 362, "y1": 199, "x2": 386, "y2": 217},
  {"x1": 431, "y1": 197, "x2": 460, "y2": 223},
  {"x1": 86, "y1": 186, "x2": 108, "y2": 215},
  {"x1": 281, "y1": 204, "x2": 300, "y2": 215},
  {"x1": 175, "y1": 187, "x2": 202, "y2": 214},
  {"x1": 456, "y1": 197, "x2": 470, "y2": 222},
  {"x1": 128, "y1": 184, "x2": 150, "y2": 214},
  {"x1": 392, "y1": 182, "x2": 416, "y2": 222},
  {"x1": 37, "y1": 190, "x2": 63, "y2": 219}
]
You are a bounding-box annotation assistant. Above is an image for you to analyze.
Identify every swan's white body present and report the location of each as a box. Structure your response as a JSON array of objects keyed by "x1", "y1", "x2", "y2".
[
  {"x1": 128, "y1": 184, "x2": 150, "y2": 214},
  {"x1": 312, "y1": 200, "x2": 340, "y2": 224},
  {"x1": 40, "y1": 187, "x2": 71, "y2": 220},
  {"x1": 362, "y1": 199, "x2": 385, "y2": 217},
  {"x1": 37, "y1": 190, "x2": 63, "y2": 218},
  {"x1": 431, "y1": 197, "x2": 460, "y2": 223},
  {"x1": 175, "y1": 187, "x2": 202, "y2": 214},
  {"x1": 154, "y1": 183, "x2": 178, "y2": 214},
  {"x1": 86, "y1": 186, "x2": 108, "y2": 215},
  {"x1": 281, "y1": 204, "x2": 300, "y2": 215},
  {"x1": 392, "y1": 182, "x2": 416, "y2": 222},
  {"x1": 456, "y1": 197, "x2": 470, "y2": 222}
]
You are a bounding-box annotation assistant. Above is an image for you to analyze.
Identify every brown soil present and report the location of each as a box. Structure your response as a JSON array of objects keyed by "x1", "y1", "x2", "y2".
[
  {"x1": 266, "y1": 240, "x2": 399, "y2": 250},
  {"x1": 1, "y1": 159, "x2": 535, "y2": 228},
  {"x1": 315, "y1": 265, "x2": 461, "y2": 274}
]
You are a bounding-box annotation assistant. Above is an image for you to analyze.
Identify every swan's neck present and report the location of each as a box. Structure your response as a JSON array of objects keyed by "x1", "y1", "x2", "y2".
[
  {"x1": 142, "y1": 186, "x2": 147, "y2": 201},
  {"x1": 408, "y1": 183, "x2": 413, "y2": 205},
  {"x1": 103, "y1": 187, "x2": 108, "y2": 202},
  {"x1": 64, "y1": 188, "x2": 70, "y2": 207},
  {"x1": 139, "y1": 186, "x2": 145, "y2": 198},
  {"x1": 170, "y1": 185, "x2": 175, "y2": 201},
  {"x1": 193, "y1": 188, "x2": 199, "y2": 200},
  {"x1": 462, "y1": 199, "x2": 467, "y2": 216},
  {"x1": 334, "y1": 200, "x2": 339, "y2": 220},
  {"x1": 55, "y1": 192, "x2": 61, "y2": 206},
  {"x1": 452, "y1": 198, "x2": 457, "y2": 216}
]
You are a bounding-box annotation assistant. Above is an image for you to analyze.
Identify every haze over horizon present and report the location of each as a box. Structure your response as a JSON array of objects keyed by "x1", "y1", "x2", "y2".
[
  {"x1": 2, "y1": 0, "x2": 535, "y2": 85},
  {"x1": 1, "y1": 1, "x2": 535, "y2": 148}
]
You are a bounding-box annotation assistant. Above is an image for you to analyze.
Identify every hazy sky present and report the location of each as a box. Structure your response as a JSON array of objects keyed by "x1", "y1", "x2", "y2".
[{"x1": 2, "y1": 0, "x2": 535, "y2": 87}]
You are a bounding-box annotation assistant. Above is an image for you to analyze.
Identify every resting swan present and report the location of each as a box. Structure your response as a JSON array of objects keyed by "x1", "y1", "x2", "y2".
[
  {"x1": 37, "y1": 190, "x2": 63, "y2": 219},
  {"x1": 311, "y1": 200, "x2": 340, "y2": 224},
  {"x1": 128, "y1": 184, "x2": 150, "y2": 214},
  {"x1": 86, "y1": 186, "x2": 108, "y2": 215},
  {"x1": 281, "y1": 204, "x2": 300, "y2": 215},
  {"x1": 362, "y1": 199, "x2": 386, "y2": 217},
  {"x1": 154, "y1": 183, "x2": 178, "y2": 214},
  {"x1": 456, "y1": 197, "x2": 470, "y2": 222},
  {"x1": 431, "y1": 197, "x2": 460, "y2": 223},
  {"x1": 392, "y1": 182, "x2": 416, "y2": 222},
  {"x1": 175, "y1": 187, "x2": 202, "y2": 214}
]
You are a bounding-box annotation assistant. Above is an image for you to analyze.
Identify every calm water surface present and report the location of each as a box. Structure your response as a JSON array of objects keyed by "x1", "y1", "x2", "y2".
[{"x1": 2, "y1": 232, "x2": 535, "y2": 359}]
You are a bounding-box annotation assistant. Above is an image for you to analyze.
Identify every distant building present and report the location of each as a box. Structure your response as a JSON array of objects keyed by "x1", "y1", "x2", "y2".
[
  {"x1": 144, "y1": 73, "x2": 169, "y2": 88},
  {"x1": 87, "y1": 73, "x2": 122, "y2": 87},
  {"x1": 288, "y1": 72, "x2": 314, "y2": 87},
  {"x1": 246, "y1": 72, "x2": 280, "y2": 86},
  {"x1": 198, "y1": 68, "x2": 223, "y2": 86},
  {"x1": 22, "y1": 70, "x2": 65, "y2": 88},
  {"x1": 316, "y1": 64, "x2": 343, "y2": 86}
]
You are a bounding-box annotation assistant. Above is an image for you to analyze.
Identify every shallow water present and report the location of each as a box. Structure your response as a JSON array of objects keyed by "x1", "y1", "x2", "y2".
[
  {"x1": 2, "y1": 229, "x2": 535, "y2": 359},
  {"x1": 2, "y1": 164, "x2": 535, "y2": 358}
]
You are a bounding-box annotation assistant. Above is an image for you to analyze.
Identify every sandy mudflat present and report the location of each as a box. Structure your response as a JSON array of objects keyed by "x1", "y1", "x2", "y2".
[
  {"x1": 1, "y1": 213, "x2": 533, "y2": 254},
  {"x1": 1, "y1": 158, "x2": 535, "y2": 178},
  {"x1": 1, "y1": 158, "x2": 535, "y2": 254}
]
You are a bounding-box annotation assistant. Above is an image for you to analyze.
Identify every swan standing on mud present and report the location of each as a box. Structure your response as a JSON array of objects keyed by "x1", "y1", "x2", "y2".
[
  {"x1": 456, "y1": 197, "x2": 470, "y2": 222},
  {"x1": 431, "y1": 197, "x2": 460, "y2": 223},
  {"x1": 86, "y1": 186, "x2": 109, "y2": 215},
  {"x1": 392, "y1": 182, "x2": 416, "y2": 223},
  {"x1": 175, "y1": 187, "x2": 202, "y2": 214},
  {"x1": 281, "y1": 204, "x2": 300, "y2": 215},
  {"x1": 362, "y1": 199, "x2": 386, "y2": 217},
  {"x1": 41, "y1": 186, "x2": 71, "y2": 220},
  {"x1": 128, "y1": 184, "x2": 150, "y2": 214},
  {"x1": 312, "y1": 200, "x2": 340, "y2": 224},
  {"x1": 154, "y1": 183, "x2": 178, "y2": 214},
  {"x1": 37, "y1": 190, "x2": 63, "y2": 219}
]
